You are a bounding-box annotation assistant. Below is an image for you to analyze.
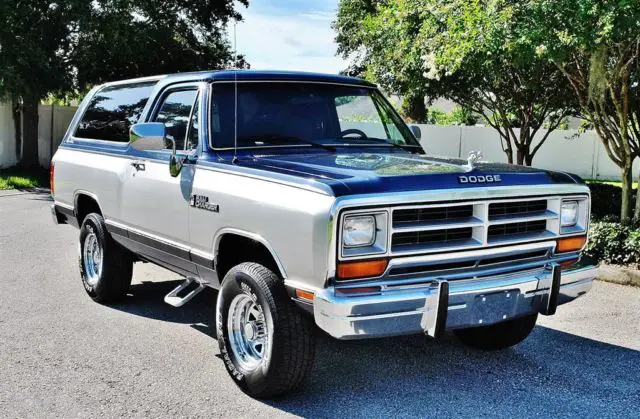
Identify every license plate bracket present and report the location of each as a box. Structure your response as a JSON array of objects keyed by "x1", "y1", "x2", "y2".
[{"x1": 472, "y1": 289, "x2": 520, "y2": 325}]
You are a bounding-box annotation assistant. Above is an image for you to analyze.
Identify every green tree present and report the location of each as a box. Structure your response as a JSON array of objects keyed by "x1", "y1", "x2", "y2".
[
  {"x1": 333, "y1": 0, "x2": 577, "y2": 165},
  {"x1": 0, "y1": 0, "x2": 247, "y2": 168},
  {"x1": 529, "y1": 0, "x2": 640, "y2": 223},
  {"x1": 0, "y1": 1, "x2": 85, "y2": 167},
  {"x1": 334, "y1": 0, "x2": 428, "y2": 122}
]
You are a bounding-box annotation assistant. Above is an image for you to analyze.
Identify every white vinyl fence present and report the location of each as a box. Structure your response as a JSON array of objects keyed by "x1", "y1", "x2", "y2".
[
  {"x1": 345, "y1": 122, "x2": 640, "y2": 180},
  {"x1": 0, "y1": 102, "x2": 637, "y2": 180},
  {"x1": 0, "y1": 102, "x2": 77, "y2": 169}
]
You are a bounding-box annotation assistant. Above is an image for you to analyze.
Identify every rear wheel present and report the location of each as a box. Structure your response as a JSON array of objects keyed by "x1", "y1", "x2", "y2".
[
  {"x1": 79, "y1": 213, "x2": 133, "y2": 302},
  {"x1": 216, "y1": 262, "x2": 315, "y2": 398},
  {"x1": 454, "y1": 313, "x2": 538, "y2": 350}
]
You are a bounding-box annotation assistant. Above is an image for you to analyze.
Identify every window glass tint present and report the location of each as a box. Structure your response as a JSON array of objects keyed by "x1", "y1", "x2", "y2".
[
  {"x1": 186, "y1": 94, "x2": 200, "y2": 152},
  {"x1": 75, "y1": 82, "x2": 156, "y2": 142},
  {"x1": 154, "y1": 90, "x2": 198, "y2": 151}
]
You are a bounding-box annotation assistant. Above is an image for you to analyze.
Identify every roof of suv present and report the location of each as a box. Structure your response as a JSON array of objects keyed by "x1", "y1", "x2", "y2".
[{"x1": 102, "y1": 70, "x2": 377, "y2": 89}]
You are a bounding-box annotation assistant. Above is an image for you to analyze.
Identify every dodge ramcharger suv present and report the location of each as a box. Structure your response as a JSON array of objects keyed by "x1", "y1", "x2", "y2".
[{"x1": 51, "y1": 70, "x2": 596, "y2": 398}]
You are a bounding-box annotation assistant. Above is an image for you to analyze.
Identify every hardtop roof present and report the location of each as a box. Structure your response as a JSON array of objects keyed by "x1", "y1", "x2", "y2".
[{"x1": 100, "y1": 70, "x2": 376, "y2": 89}]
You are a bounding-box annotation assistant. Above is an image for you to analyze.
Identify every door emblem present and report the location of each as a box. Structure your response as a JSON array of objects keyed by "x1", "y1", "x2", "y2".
[{"x1": 190, "y1": 194, "x2": 219, "y2": 212}]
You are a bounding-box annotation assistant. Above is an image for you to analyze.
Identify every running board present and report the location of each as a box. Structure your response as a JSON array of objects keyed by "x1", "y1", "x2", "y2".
[{"x1": 164, "y1": 278, "x2": 207, "y2": 307}]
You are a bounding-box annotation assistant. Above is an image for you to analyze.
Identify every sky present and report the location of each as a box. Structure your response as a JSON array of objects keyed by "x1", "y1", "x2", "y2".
[{"x1": 233, "y1": 0, "x2": 348, "y2": 74}]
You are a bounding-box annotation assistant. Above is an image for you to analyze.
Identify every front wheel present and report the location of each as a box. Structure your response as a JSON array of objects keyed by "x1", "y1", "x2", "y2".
[
  {"x1": 453, "y1": 313, "x2": 538, "y2": 350},
  {"x1": 216, "y1": 262, "x2": 315, "y2": 398}
]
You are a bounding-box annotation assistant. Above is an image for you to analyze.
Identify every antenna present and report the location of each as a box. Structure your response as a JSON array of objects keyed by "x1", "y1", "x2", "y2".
[{"x1": 232, "y1": 20, "x2": 239, "y2": 164}]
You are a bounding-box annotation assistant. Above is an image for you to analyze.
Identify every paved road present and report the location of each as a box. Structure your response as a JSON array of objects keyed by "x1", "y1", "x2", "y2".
[{"x1": 1, "y1": 191, "x2": 639, "y2": 418}]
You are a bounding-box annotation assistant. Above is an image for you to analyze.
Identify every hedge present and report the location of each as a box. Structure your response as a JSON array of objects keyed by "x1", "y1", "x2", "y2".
[
  {"x1": 587, "y1": 182, "x2": 636, "y2": 221},
  {"x1": 583, "y1": 182, "x2": 640, "y2": 265}
]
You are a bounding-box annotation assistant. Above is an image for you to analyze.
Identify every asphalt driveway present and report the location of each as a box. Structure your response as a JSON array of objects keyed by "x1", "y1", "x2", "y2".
[{"x1": 1, "y1": 191, "x2": 639, "y2": 418}]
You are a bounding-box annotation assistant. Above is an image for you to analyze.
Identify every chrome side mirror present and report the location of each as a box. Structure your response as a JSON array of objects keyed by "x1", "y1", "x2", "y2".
[
  {"x1": 130, "y1": 122, "x2": 184, "y2": 177},
  {"x1": 129, "y1": 123, "x2": 166, "y2": 150},
  {"x1": 410, "y1": 125, "x2": 422, "y2": 140}
]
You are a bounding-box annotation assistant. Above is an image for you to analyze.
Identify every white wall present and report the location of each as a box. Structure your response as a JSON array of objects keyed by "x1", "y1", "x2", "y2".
[
  {"x1": 0, "y1": 102, "x2": 78, "y2": 169},
  {"x1": 417, "y1": 124, "x2": 639, "y2": 180},
  {"x1": 0, "y1": 103, "x2": 17, "y2": 169}
]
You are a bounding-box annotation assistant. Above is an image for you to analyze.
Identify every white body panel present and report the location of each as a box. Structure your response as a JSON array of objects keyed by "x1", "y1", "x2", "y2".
[{"x1": 189, "y1": 166, "x2": 335, "y2": 286}]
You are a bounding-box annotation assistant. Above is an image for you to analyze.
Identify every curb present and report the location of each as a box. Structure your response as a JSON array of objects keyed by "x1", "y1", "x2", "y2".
[
  {"x1": 0, "y1": 187, "x2": 50, "y2": 197},
  {"x1": 597, "y1": 265, "x2": 640, "y2": 287}
]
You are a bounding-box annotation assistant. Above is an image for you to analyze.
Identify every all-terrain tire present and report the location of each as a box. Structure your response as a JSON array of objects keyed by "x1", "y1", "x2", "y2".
[
  {"x1": 216, "y1": 262, "x2": 315, "y2": 398},
  {"x1": 79, "y1": 213, "x2": 133, "y2": 302},
  {"x1": 454, "y1": 313, "x2": 538, "y2": 350}
]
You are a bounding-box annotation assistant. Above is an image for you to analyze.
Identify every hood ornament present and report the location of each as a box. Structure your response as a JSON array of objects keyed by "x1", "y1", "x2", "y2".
[{"x1": 466, "y1": 150, "x2": 483, "y2": 170}]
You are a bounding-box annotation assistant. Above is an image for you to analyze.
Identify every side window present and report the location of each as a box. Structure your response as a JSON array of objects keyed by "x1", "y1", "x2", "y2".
[
  {"x1": 154, "y1": 90, "x2": 198, "y2": 151},
  {"x1": 75, "y1": 82, "x2": 156, "y2": 142}
]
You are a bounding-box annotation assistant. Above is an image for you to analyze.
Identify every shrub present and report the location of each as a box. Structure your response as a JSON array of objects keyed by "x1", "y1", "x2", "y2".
[
  {"x1": 584, "y1": 220, "x2": 640, "y2": 265},
  {"x1": 587, "y1": 183, "x2": 626, "y2": 220}
]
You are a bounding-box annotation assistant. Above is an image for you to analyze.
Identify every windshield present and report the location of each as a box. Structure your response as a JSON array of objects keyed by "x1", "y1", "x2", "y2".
[{"x1": 209, "y1": 82, "x2": 420, "y2": 149}]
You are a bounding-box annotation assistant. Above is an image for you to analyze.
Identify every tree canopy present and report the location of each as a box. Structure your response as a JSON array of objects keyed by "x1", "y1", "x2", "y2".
[
  {"x1": 334, "y1": 0, "x2": 577, "y2": 165},
  {"x1": 0, "y1": 0, "x2": 247, "y2": 167},
  {"x1": 528, "y1": 0, "x2": 640, "y2": 222}
]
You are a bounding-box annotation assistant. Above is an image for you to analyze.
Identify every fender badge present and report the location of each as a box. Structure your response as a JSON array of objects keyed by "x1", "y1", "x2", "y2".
[{"x1": 190, "y1": 194, "x2": 219, "y2": 213}]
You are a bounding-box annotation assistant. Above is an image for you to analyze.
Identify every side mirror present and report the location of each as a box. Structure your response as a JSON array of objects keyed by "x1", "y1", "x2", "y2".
[
  {"x1": 129, "y1": 123, "x2": 166, "y2": 151},
  {"x1": 129, "y1": 122, "x2": 184, "y2": 177},
  {"x1": 410, "y1": 125, "x2": 422, "y2": 140}
]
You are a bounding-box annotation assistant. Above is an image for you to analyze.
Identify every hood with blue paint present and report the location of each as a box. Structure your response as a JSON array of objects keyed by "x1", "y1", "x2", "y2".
[{"x1": 237, "y1": 152, "x2": 581, "y2": 196}]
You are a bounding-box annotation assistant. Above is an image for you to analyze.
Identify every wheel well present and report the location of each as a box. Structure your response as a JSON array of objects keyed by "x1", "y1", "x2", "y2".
[
  {"x1": 216, "y1": 234, "x2": 282, "y2": 281},
  {"x1": 75, "y1": 194, "x2": 102, "y2": 225}
]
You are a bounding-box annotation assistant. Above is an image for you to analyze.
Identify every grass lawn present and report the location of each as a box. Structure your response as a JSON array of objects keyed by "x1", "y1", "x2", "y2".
[{"x1": 0, "y1": 167, "x2": 49, "y2": 190}]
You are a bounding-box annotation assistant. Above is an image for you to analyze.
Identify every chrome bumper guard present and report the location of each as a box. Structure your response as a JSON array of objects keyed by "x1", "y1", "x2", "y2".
[{"x1": 314, "y1": 264, "x2": 596, "y2": 340}]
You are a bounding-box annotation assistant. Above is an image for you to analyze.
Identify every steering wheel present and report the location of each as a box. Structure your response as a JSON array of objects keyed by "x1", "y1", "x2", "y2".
[{"x1": 340, "y1": 128, "x2": 369, "y2": 139}]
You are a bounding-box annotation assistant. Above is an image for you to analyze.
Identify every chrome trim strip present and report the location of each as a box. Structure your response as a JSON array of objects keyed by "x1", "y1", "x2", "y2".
[{"x1": 105, "y1": 219, "x2": 191, "y2": 252}]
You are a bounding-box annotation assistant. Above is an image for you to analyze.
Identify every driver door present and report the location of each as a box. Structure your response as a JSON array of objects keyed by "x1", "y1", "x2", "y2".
[{"x1": 120, "y1": 84, "x2": 203, "y2": 273}]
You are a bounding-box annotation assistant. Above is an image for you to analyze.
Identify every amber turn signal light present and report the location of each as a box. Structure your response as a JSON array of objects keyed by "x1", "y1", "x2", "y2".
[
  {"x1": 557, "y1": 236, "x2": 587, "y2": 253},
  {"x1": 295, "y1": 289, "x2": 315, "y2": 301},
  {"x1": 337, "y1": 259, "x2": 388, "y2": 280}
]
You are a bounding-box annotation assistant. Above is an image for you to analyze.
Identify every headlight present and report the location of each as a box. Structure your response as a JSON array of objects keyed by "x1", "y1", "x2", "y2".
[
  {"x1": 343, "y1": 215, "x2": 376, "y2": 247},
  {"x1": 561, "y1": 201, "x2": 579, "y2": 227}
]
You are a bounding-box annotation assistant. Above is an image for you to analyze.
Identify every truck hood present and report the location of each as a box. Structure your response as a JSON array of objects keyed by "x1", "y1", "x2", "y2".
[{"x1": 237, "y1": 152, "x2": 582, "y2": 197}]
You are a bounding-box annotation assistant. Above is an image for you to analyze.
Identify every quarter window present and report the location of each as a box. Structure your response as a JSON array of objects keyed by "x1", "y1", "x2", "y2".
[
  {"x1": 74, "y1": 82, "x2": 156, "y2": 142},
  {"x1": 154, "y1": 90, "x2": 198, "y2": 151}
]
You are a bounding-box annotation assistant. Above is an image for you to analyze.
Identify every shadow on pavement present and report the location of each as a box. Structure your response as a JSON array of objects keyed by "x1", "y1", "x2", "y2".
[{"x1": 108, "y1": 280, "x2": 640, "y2": 417}]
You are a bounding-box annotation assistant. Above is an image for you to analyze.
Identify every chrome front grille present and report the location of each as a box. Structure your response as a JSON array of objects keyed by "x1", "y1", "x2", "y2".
[
  {"x1": 488, "y1": 200, "x2": 547, "y2": 219},
  {"x1": 390, "y1": 197, "x2": 563, "y2": 256}
]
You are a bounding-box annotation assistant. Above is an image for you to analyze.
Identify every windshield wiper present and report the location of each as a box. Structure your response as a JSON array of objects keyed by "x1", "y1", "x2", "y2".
[
  {"x1": 342, "y1": 137, "x2": 421, "y2": 154},
  {"x1": 239, "y1": 134, "x2": 336, "y2": 152}
]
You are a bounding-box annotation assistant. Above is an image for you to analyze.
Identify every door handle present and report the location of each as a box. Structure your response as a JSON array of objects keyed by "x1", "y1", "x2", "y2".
[{"x1": 131, "y1": 161, "x2": 146, "y2": 171}]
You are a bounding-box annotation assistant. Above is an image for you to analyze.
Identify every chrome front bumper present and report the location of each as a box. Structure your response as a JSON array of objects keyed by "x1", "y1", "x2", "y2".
[{"x1": 313, "y1": 264, "x2": 596, "y2": 340}]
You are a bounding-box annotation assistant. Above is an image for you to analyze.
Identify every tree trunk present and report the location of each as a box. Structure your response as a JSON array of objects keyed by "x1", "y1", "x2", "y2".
[
  {"x1": 516, "y1": 149, "x2": 526, "y2": 165},
  {"x1": 20, "y1": 94, "x2": 39, "y2": 168},
  {"x1": 620, "y1": 163, "x2": 633, "y2": 224},
  {"x1": 634, "y1": 169, "x2": 640, "y2": 224},
  {"x1": 401, "y1": 94, "x2": 426, "y2": 123}
]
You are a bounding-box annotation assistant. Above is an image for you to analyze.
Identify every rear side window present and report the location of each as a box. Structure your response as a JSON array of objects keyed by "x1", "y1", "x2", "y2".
[{"x1": 74, "y1": 82, "x2": 156, "y2": 142}]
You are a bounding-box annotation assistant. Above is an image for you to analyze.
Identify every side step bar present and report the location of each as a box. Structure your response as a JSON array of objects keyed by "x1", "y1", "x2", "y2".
[{"x1": 164, "y1": 278, "x2": 207, "y2": 307}]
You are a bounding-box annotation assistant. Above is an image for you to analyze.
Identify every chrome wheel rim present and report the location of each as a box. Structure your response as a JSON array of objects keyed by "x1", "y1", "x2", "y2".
[
  {"x1": 227, "y1": 293, "x2": 268, "y2": 370},
  {"x1": 83, "y1": 229, "x2": 102, "y2": 286}
]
